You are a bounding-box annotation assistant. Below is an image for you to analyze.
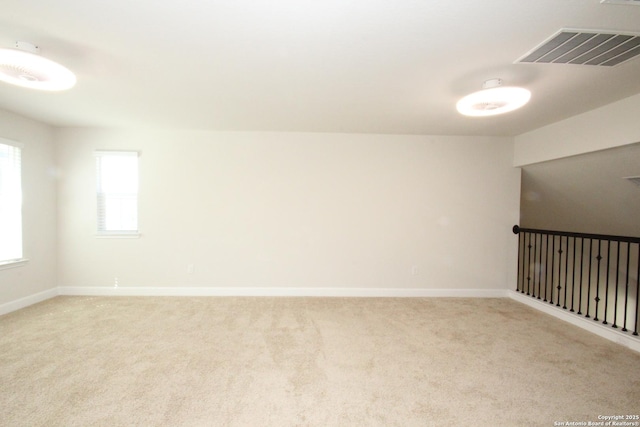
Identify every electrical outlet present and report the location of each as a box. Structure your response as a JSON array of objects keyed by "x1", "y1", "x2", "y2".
[
  {"x1": 114, "y1": 277, "x2": 119, "y2": 288},
  {"x1": 187, "y1": 264, "x2": 195, "y2": 274}
]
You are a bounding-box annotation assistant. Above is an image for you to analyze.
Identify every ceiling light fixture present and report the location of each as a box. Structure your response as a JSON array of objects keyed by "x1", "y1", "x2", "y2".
[
  {"x1": 0, "y1": 41, "x2": 76, "y2": 91},
  {"x1": 456, "y1": 78, "x2": 531, "y2": 117}
]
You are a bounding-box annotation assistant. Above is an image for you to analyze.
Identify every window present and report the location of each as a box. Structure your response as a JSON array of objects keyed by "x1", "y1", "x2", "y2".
[
  {"x1": 0, "y1": 139, "x2": 23, "y2": 263},
  {"x1": 95, "y1": 151, "x2": 139, "y2": 236}
]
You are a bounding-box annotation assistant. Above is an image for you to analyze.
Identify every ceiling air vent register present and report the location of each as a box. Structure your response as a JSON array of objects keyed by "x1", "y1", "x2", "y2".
[{"x1": 517, "y1": 29, "x2": 640, "y2": 67}]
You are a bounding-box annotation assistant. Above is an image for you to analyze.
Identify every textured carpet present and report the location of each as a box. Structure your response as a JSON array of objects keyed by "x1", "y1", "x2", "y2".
[{"x1": 1, "y1": 296, "x2": 639, "y2": 426}]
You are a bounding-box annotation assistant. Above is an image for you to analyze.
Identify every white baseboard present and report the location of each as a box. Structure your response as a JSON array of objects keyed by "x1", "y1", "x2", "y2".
[
  {"x1": 508, "y1": 290, "x2": 640, "y2": 353},
  {"x1": 57, "y1": 286, "x2": 508, "y2": 298},
  {"x1": 0, "y1": 288, "x2": 58, "y2": 316}
]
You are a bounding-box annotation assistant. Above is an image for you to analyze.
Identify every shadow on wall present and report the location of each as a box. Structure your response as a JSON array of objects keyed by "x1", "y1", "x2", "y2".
[{"x1": 520, "y1": 142, "x2": 640, "y2": 237}]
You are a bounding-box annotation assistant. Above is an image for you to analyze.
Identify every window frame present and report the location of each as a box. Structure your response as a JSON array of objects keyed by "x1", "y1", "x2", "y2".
[
  {"x1": 94, "y1": 150, "x2": 140, "y2": 238},
  {"x1": 0, "y1": 137, "x2": 27, "y2": 268}
]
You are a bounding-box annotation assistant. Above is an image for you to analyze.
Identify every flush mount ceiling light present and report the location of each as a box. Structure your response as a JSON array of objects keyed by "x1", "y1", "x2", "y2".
[
  {"x1": 0, "y1": 41, "x2": 76, "y2": 91},
  {"x1": 456, "y1": 78, "x2": 531, "y2": 117}
]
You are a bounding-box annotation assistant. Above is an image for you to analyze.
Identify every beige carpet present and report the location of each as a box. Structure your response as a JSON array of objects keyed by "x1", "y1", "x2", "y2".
[{"x1": 1, "y1": 296, "x2": 639, "y2": 426}]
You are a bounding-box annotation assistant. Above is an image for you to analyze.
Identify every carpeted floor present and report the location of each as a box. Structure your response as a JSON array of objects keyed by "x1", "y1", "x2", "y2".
[{"x1": 1, "y1": 296, "x2": 639, "y2": 426}]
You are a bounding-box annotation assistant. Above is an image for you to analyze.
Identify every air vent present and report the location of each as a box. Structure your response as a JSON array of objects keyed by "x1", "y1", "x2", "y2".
[
  {"x1": 517, "y1": 29, "x2": 640, "y2": 66},
  {"x1": 624, "y1": 176, "x2": 640, "y2": 187}
]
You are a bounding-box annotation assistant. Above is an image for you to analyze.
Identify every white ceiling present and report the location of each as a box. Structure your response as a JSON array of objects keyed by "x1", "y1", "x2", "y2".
[{"x1": 1, "y1": 0, "x2": 640, "y2": 136}]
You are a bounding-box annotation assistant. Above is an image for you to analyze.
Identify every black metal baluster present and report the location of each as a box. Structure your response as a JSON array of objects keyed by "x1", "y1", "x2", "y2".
[
  {"x1": 594, "y1": 240, "x2": 602, "y2": 322},
  {"x1": 532, "y1": 233, "x2": 538, "y2": 298},
  {"x1": 543, "y1": 234, "x2": 550, "y2": 302},
  {"x1": 570, "y1": 237, "x2": 577, "y2": 312},
  {"x1": 526, "y1": 232, "x2": 533, "y2": 295},
  {"x1": 550, "y1": 235, "x2": 556, "y2": 305},
  {"x1": 523, "y1": 232, "x2": 528, "y2": 294},
  {"x1": 533, "y1": 233, "x2": 542, "y2": 299},
  {"x1": 537, "y1": 233, "x2": 543, "y2": 300},
  {"x1": 634, "y1": 245, "x2": 639, "y2": 336},
  {"x1": 622, "y1": 242, "x2": 630, "y2": 332},
  {"x1": 538, "y1": 234, "x2": 549, "y2": 302},
  {"x1": 523, "y1": 232, "x2": 527, "y2": 294},
  {"x1": 556, "y1": 236, "x2": 569, "y2": 310},
  {"x1": 613, "y1": 241, "x2": 621, "y2": 329},
  {"x1": 577, "y1": 238, "x2": 585, "y2": 315},
  {"x1": 564, "y1": 236, "x2": 571, "y2": 310},
  {"x1": 517, "y1": 230, "x2": 523, "y2": 292},
  {"x1": 586, "y1": 239, "x2": 592, "y2": 318},
  {"x1": 603, "y1": 241, "x2": 611, "y2": 325}
]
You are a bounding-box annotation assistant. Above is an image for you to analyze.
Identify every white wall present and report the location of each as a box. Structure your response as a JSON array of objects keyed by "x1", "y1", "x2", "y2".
[
  {"x1": 514, "y1": 93, "x2": 640, "y2": 167},
  {"x1": 56, "y1": 129, "x2": 520, "y2": 293},
  {"x1": 0, "y1": 109, "x2": 57, "y2": 308}
]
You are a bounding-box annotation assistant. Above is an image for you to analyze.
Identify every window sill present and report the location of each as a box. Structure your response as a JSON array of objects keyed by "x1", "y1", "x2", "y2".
[
  {"x1": 0, "y1": 258, "x2": 29, "y2": 270},
  {"x1": 95, "y1": 233, "x2": 141, "y2": 239}
]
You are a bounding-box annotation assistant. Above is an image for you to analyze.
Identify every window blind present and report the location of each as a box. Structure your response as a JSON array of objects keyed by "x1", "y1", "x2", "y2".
[
  {"x1": 0, "y1": 140, "x2": 23, "y2": 262},
  {"x1": 95, "y1": 151, "x2": 139, "y2": 235}
]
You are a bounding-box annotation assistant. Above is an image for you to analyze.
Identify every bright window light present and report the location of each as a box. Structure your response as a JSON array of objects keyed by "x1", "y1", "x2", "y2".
[
  {"x1": 0, "y1": 140, "x2": 23, "y2": 262},
  {"x1": 95, "y1": 151, "x2": 139, "y2": 235}
]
